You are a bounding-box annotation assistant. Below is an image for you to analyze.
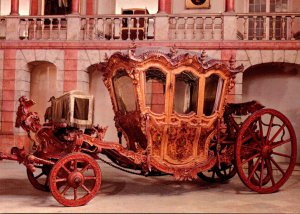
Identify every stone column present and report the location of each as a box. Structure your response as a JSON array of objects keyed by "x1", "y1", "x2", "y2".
[
  {"x1": 71, "y1": 0, "x2": 80, "y2": 15},
  {"x1": 165, "y1": 0, "x2": 172, "y2": 14},
  {"x1": 225, "y1": 0, "x2": 235, "y2": 12},
  {"x1": 30, "y1": 0, "x2": 38, "y2": 15},
  {"x1": 86, "y1": 0, "x2": 94, "y2": 15},
  {"x1": 10, "y1": 0, "x2": 19, "y2": 15},
  {"x1": 158, "y1": 0, "x2": 166, "y2": 14}
]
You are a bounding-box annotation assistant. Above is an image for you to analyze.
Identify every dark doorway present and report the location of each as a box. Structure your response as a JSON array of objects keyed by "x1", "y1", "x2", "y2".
[{"x1": 45, "y1": 0, "x2": 72, "y2": 15}]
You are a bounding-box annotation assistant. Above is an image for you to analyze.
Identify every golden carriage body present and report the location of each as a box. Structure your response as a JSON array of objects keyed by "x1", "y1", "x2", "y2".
[
  {"x1": 0, "y1": 48, "x2": 297, "y2": 207},
  {"x1": 103, "y1": 49, "x2": 238, "y2": 179}
]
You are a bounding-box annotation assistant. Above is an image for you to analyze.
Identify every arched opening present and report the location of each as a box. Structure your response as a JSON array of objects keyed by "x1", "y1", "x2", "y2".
[
  {"x1": 88, "y1": 64, "x2": 118, "y2": 142},
  {"x1": 29, "y1": 61, "x2": 57, "y2": 123},
  {"x1": 243, "y1": 62, "x2": 300, "y2": 163}
]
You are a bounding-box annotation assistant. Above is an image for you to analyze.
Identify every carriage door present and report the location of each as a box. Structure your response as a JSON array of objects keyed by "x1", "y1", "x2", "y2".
[{"x1": 163, "y1": 70, "x2": 201, "y2": 165}]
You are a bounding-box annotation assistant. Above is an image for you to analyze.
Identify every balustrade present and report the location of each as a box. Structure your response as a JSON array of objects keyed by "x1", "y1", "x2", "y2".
[
  {"x1": 0, "y1": 13, "x2": 299, "y2": 41},
  {"x1": 168, "y1": 15, "x2": 223, "y2": 40},
  {"x1": 80, "y1": 15, "x2": 155, "y2": 41},
  {"x1": 18, "y1": 16, "x2": 67, "y2": 40},
  {"x1": 237, "y1": 13, "x2": 300, "y2": 40},
  {"x1": 0, "y1": 18, "x2": 6, "y2": 39}
]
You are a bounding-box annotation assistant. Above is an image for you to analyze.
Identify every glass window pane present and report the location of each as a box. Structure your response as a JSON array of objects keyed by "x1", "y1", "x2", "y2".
[
  {"x1": 145, "y1": 67, "x2": 166, "y2": 114},
  {"x1": 113, "y1": 69, "x2": 136, "y2": 113},
  {"x1": 74, "y1": 98, "x2": 89, "y2": 120},
  {"x1": 174, "y1": 71, "x2": 199, "y2": 114},
  {"x1": 203, "y1": 74, "x2": 224, "y2": 116}
]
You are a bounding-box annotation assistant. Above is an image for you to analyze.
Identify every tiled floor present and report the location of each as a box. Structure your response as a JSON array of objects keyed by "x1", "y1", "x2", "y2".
[{"x1": 0, "y1": 159, "x2": 299, "y2": 213}]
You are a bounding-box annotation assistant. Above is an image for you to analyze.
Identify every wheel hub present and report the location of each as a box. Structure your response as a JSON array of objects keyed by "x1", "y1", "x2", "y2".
[
  {"x1": 67, "y1": 172, "x2": 84, "y2": 188},
  {"x1": 261, "y1": 145, "x2": 272, "y2": 158}
]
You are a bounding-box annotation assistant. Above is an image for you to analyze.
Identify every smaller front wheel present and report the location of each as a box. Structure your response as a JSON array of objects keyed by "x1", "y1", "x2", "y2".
[{"x1": 49, "y1": 153, "x2": 101, "y2": 207}]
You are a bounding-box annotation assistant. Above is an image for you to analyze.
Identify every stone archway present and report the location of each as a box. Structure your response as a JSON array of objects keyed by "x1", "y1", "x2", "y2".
[
  {"x1": 243, "y1": 62, "x2": 300, "y2": 163},
  {"x1": 28, "y1": 61, "x2": 57, "y2": 123}
]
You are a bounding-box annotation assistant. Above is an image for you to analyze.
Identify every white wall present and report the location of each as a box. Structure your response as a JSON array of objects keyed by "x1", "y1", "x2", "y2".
[
  {"x1": 0, "y1": 0, "x2": 30, "y2": 15},
  {"x1": 89, "y1": 68, "x2": 118, "y2": 142},
  {"x1": 0, "y1": 0, "x2": 10, "y2": 15},
  {"x1": 243, "y1": 63, "x2": 300, "y2": 163}
]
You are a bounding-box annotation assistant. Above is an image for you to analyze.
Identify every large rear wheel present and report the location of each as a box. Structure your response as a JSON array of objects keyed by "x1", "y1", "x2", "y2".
[{"x1": 235, "y1": 109, "x2": 297, "y2": 193}]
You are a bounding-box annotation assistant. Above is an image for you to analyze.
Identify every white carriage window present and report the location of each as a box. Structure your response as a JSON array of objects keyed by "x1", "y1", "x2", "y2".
[
  {"x1": 203, "y1": 74, "x2": 224, "y2": 116},
  {"x1": 248, "y1": 0, "x2": 288, "y2": 40},
  {"x1": 173, "y1": 71, "x2": 199, "y2": 114},
  {"x1": 113, "y1": 69, "x2": 137, "y2": 113},
  {"x1": 145, "y1": 67, "x2": 166, "y2": 114}
]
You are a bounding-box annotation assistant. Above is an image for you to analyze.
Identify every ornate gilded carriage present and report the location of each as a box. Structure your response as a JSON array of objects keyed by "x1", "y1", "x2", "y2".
[
  {"x1": 0, "y1": 48, "x2": 297, "y2": 207},
  {"x1": 103, "y1": 49, "x2": 241, "y2": 179}
]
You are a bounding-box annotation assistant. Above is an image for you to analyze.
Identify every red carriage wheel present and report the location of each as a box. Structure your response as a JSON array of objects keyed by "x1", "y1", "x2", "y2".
[
  {"x1": 198, "y1": 162, "x2": 236, "y2": 183},
  {"x1": 235, "y1": 109, "x2": 297, "y2": 193},
  {"x1": 49, "y1": 153, "x2": 101, "y2": 207},
  {"x1": 27, "y1": 164, "x2": 52, "y2": 192},
  {"x1": 198, "y1": 130, "x2": 237, "y2": 183},
  {"x1": 215, "y1": 162, "x2": 237, "y2": 181}
]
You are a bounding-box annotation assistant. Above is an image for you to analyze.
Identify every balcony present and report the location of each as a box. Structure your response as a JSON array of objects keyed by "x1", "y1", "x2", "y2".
[{"x1": 0, "y1": 13, "x2": 299, "y2": 49}]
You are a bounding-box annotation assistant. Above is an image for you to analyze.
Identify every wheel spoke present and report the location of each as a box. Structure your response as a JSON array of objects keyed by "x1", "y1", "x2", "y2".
[
  {"x1": 270, "y1": 157, "x2": 285, "y2": 175},
  {"x1": 34, "y1": 172, "x2": 44, "y2": 179},
  {"x1": 272, "y1": 151, "x2": 292, "y2": 159},
  {"x1": 265, "y1": 115, "x2": 274, "y2": 144},
  {"x1": 258, "y1": 118, "x2": 265, "y2": 145},
  {"x1": 84, "y1": 176, "x2": 97, "y2": 180},
  {"x1": 71, "y1": 160, "x2": 78, "y2": 171},
  {"x1": 241, "y1": 134, "x2": 253, "y2": 144},
  {"x1": 259, "y1": 158, "x2": 265, "y2": 187},
  {"x1": 265, "y1": 159, "x2": 275, "y2": 186},
  {"x1": 80, "y1": 163, "x2": 91, "y2": 173},
  {"x1": 81, "y1": 184, "x2": 91, "y2": 194},
  {"x1": 270, "y1": 139, "x2": 291, "y2": 149},
  {"x1": 241, "y1": 144, "x2": 260, "y2": 151},
  {"x1": 269, "y1": 124, "x2": 286, "y2": 144},
  {"x1": 62, "y1": 165, "x2": 71, "y2": 174},
  {"x1": 74, "y1": 188, "x2": 78, "y2": 200},
  {"x1": 44, "y1": 175, "x2": 49, "y2": 186},
  {"x1": 60, "y1": 185, "x2": 70, "y2": 196},
  {"x1": 55, "y1": 178, "x2": 67, "y2": 183},
  {"x1": 242, "y1": 153, "x2": 260, "y2": 166},
  {"x1": 212, "y1": 171, "x2": 216, "y2": 179},
  {"x1": 248, "y1": 157, "x2": 261, "y2": 181},
  {"x1": 245, "y1": 128, "x2": 261, "y2": 145}
]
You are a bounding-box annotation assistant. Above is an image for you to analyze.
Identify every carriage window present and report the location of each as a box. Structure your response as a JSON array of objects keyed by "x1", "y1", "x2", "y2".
[
  {"x1": 113, "y1": 69, "x2": 136, "y2": 113},
  {"x1": 145, "y1": 68, "x2": 166, "y2": 114},
  {"x1": 74, "y1": 98, "x2": 89, "y2": 120},
  {"x1": 203, "y1": 74, "x2": 224, "y2": 116},
  {"x1": 174, "y1": 71, "x2": 199, "y2": 114}
]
